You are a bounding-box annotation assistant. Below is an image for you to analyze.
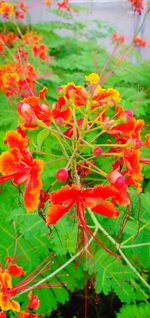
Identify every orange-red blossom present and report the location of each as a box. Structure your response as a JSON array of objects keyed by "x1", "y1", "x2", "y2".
[
  {"x1": 0, "y1": 256, "x2": 25, "y2": 312},
  {"x1": 46, "y1": 183, "x2": 129, "y2": 225},
  {"x1": 0, "y1": 129, "x2": 43, "y2": 212}
]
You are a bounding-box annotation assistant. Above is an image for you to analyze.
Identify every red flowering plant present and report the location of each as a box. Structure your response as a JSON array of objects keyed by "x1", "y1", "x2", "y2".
[
  {"x1": 0, "y1": 72, "x2": 150, "y2": 267},
  {"x1": 0, "y1": 252, "x2": 65, "y2": 316},
  {"x1": 0, "y1": 1, "x2": 28, "y2": 20},
  {"x1": 129, "y1": 0, "x2": 144, "y2": 15}
]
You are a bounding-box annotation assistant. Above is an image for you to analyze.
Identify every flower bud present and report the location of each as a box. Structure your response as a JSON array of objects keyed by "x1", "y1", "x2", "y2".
[
  {"x1": 93, "y1": 146, "x2": 103, "y2": 157},
  {"x1": 55, "y1": 117, "x2": 64, "y2": 126},
  {"x1": 134, "y1": 139, "x2": 143, "y2": 149},
  {"x1": 56, "y1": 168, "x2": 69, "y2": 182}
]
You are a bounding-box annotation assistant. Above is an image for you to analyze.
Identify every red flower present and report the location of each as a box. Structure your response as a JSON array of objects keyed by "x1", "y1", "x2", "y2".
[
  {"x1": 0, "y1": 130, "x2": 43, "y2": 211},
  {"x1": 7, "y1": 264, "x2": 25, "y2": 277},
  {"x1": 52, "y1": 96, "x2": 72, "y2": 123},
  {"x1": 32, "y1": 44, "x2": 48, "y2": 60},
  {"x1": 133, "y1": 36, "x2": 148, "y2": 48},
  {"x1": 46, "y1": 184, "x2": 129, "y2": 256},
  {"x1": 57, "y1": 0, "x2": 70, "y2": 11},
  {"x1": 123, "y1": 148, "x2": 143, "y2": 192},
  {"x1": 46, "y1": 183, "x2": 130, "y2": 226},
  {"x1": 0, "y1": 272, "x2": 20, "y2": 312},
  {"x1": 129, "y1": 0, "x2": 144, "y2": 15},
  {"x1": 17, "y1": 90, "x2": 52, "y2": 128},
  {"x1": 145, "y1": 134, "x2": 150, "y2": 149},
  {"x1": 112, "y1": 33, "x2": 125, "y2": 45},
  {"x1": 28, "y1": 291, "x2": 39, "y2": 310}
]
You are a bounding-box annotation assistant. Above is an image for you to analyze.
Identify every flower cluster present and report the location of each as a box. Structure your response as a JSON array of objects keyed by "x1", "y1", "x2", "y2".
[
  {"x1": 0, "y1": 1, "x2": 28, "y2": 20},
  {"x1": 112, "y1": 33, "x2": 125, "y2": 45},
  {"x1": 133, "y1": 36, "x2": 148, "y2": 48},
  {"x1": 0, "y1": 73, "x2": 149, "y2": 253},
  {"x1": 22, "y1": 32, "x2": 48, "y2": 60},
  {"x1": 14, "y1": 1, "x2": 28, "y2": 20},
  {"x1": 0, "y1": 129, "x2": 43, "y2": 211},
  {"x1": 57, "y1": 0, "x2": 70, "y2": 11},
  {"x1": 0, "y1": 256, "x2": 40, "y2": 316},
  {"x1": 0, "y1": 256, "x2": 24, "y2": 312},
  {"x1": 0, "y1": 32, "x2": 18, "y2": 54},
  {"x1": 0, "y1": 61, "x2": 37, "y2": 97},
  {"x1": 129, "y1": 0, "x2": 144, "y2": 15},
  {"x1": 0, "y1": 1, "x2": 14, "y2": 18}
]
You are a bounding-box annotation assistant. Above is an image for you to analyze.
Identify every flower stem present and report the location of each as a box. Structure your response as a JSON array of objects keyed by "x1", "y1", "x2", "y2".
[
  {"x1": 88, "y1": 209, "x2": 150, "y2": 289},
  {"x1": 13, "y1": 228, "x2": 98, "y2": 298}
]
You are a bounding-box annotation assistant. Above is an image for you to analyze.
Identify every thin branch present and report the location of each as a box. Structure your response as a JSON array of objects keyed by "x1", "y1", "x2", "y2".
[
  {"x1": 88, "y1": 209, "x2": 150, "y2": 289},
  {"x1": 13, "y1": 228, "x2": 98, "y2": 298}
]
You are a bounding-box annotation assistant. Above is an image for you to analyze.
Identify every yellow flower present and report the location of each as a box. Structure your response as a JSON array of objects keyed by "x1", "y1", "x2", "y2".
[
  {"x1": 85, "y1": 73, "x2": 100, "y2": 85},
  {"x1": 2, "y1": 72, "x2": 19, "y2": 88},
  {"x1": 0, "y1": 2, "x2": 14, "y2": 16},
  {"x1": 105, "y1": 88, "x2": 121, "y2": 103}
]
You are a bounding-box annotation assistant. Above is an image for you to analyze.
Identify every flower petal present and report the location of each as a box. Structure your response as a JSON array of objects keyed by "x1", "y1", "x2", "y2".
[
  {"x1": 24, "y1": 160, "x2": 43, "y2": 212},
  {"x1": 46, "y1": 204, "x2": 69, "y2": 225},
  {"x1": 9, "y1": 299, "x2": 20, "y2": 312},
  {"x1": 92, "y1": 201, "x2": 119, "y2": 218},
  {"x1": 4, "y1": 131, "x2": 28, "y2": 150},
  {"x1": 50, "y1": 184, "x2": 80, "y2": 206}
]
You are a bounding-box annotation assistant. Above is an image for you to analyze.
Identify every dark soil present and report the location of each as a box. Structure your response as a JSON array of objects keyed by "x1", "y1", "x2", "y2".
[{"x1": 50, "y1": 289, "x2": 122, "y2": 318}]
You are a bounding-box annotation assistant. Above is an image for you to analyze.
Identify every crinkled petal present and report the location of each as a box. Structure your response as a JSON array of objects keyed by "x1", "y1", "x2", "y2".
[
  {"x1": 46, "y1": 204, "x2": 69, "y2": 225},
  {"x1": 50, "y1": 184, "x2": 80, "y2": 206},
  {"x1": 4, "y1": 131, "x2": 28, "y2": 150},
  {"x1": 24, "y1": 160, "x2": 43, "y2": 212},
  {"x1": 91, "y1": 201, "x2": 119, "y2": 218},
  {"x1": 9, "y1": 300, "x2": 20, "y2": 312}
]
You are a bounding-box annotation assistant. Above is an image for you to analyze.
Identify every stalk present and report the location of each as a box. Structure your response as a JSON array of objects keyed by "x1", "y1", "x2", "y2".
[
  {"x1": 88, "y1": 209, "x2": 150, "y2": 289},
  {"x1": 13, "y1": 228, "x2": 98, "y2": 298}
]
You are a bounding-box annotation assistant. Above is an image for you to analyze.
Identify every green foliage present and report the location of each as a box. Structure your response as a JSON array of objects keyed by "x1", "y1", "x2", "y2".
[{"x1": 116, "y1": 303, "x2": 150, "y2": 318}]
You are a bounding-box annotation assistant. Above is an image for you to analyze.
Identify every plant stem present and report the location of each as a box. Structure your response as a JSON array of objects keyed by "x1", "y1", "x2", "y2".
[
  {"x1": 14, "y1": 228, "x2": 98, "y2": 298},
  {"x1": 88, "y1": 209, "x2": 150, "y2": 289},
  {"x1": 37, "y1": 120, "x2": 69, "y2": 160},
  {"x1": 121, "y1": 242, "x2": 150, "y2": 249}
]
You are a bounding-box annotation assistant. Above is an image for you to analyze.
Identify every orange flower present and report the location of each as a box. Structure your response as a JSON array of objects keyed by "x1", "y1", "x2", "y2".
[
  {"x1": 112, "y1": 33, "x2": 125, "y2": 45},
  {"x1": 0, "y1": 2, "x2": 14, "y2": 18},
  {"x1": 28, "y1": 291, "x2": 39, "y2": 310},
  {"x1": 32, "y1": 44, "x2": 48, "y2": 60},
  {"x1": 57, "y1": 0, "x2": 70, "y2": 11},
  {"x1": 145, "y1": 134, "x2": 150, "y2": 149},
  {"x1": 0, "y1": 130, "x2": 43, "y2": 211},
  {"x1": 0, "y1": 272, "x2": 20, "y2": 312},
  {"x1": 17, "y1": 90, "x2": 52, "y2": 128},
  {"x1": 58, "y1": 82, "x2": 88, "y2": 107},
  {"x1": 7, "y1": 264, "x2": 25, "y2": 277},
  {"x1": 52, "y1": 96, "x2": 72, "y2": 123},
  {"x1": 45, "y1": 0, "x2": 51, "y2": 7},
  {"x1": 129, "y1": 0, "x2": 144, "y2": 15},
  {"x1": 0, "y1": 62, "x2": 37, "y2": 97},
  {"x1": 93, "y1": 85, "x2": 121, "y2": 106},
  {"x1": 14, "y1": 1, "x2": 28, "y2": 20},
  {"x1": 46, "y1": 184, "x2": 130, "y2": 256},
  {"x1": 133, "y1": 36, "x2": 148, "y2": 48},
  {"x1": 123, "y1": 148, "x2": 143, "y2": 192},
  {"x1": 22, "y1": 32, "x2": 41, "y2": 45},
  {"x1": 46, "y1": 183, "x2": 130, "y2": 226}
]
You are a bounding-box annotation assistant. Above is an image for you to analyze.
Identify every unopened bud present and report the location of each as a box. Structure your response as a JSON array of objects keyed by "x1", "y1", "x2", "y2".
[
  {"x1": 55, "y1": 117, "x2": 64, "y2": 126},
  {"x1": 93, "y1": 146, "x2": 103, "y2": 157},
  {"x1": 56, "y1": 168, "x2": 69, "y2": 182}
]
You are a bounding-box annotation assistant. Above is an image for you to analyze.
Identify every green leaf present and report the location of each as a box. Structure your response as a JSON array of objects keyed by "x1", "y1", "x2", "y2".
[{"x1": 37, "y1": 129, "x2": 50, "y2": 151}]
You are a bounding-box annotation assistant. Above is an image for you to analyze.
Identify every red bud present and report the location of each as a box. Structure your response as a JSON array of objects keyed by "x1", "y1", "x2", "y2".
[{"x1": 56, "y1": 168, "x2": 69, "y2": 182}]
